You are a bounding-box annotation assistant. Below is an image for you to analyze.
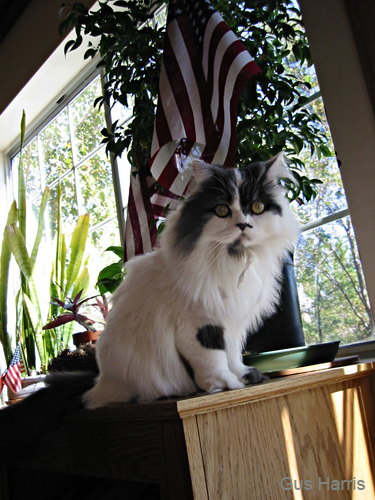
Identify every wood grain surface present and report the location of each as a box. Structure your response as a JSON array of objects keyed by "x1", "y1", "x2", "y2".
[
  {"x1": 189, "y1": 375, "x2": 375, "y2": 499},
  {"x1": 3, "y1": 361, "x2": 375, "y2": 500}
]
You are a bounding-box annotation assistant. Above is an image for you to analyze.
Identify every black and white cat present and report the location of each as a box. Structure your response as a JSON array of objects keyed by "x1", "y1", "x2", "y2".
[{"x1": 83, "y1": 154, "x2": 300, "y2": 408}]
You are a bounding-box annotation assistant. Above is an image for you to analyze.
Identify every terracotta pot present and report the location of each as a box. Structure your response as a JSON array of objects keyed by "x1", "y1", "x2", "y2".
[{"x1": 72, "y1": 330, "x2": 101, "y2": 348}]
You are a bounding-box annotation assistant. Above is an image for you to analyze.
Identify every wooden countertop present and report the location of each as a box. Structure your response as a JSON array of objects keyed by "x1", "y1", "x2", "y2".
[{"x1": 66, "y1": 359, "x2": 375, "y2": 422}]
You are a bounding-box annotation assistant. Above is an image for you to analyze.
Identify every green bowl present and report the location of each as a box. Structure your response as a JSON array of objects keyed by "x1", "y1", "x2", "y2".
[{"x1": 243, "y1": 341, "x2": 340, "y2": 373}]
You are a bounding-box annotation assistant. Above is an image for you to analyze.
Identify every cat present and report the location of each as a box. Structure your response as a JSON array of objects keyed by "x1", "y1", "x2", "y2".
[{"x1": 82, "y1": 153, "x2": 300, "y2": 408}]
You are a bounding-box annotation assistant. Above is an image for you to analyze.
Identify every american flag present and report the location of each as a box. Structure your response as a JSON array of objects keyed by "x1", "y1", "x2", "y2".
[
  {"x1": 124, "y1": 0, "x2": 261, "y2": 261},
  {"x1": 0, "y1": 343, "x2": 24, "y2": 394}
]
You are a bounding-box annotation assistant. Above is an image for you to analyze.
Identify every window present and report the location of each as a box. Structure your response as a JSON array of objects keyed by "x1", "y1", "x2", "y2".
[
  {"x1": 5, "y1": 1, "x2": 373, "y2": 352},
  {"x1": 9, "y1": 73, "x2": 125, "y2": 295},
  {"x1": 288, "y1": 17, "x2": 374, "y2": 346}
]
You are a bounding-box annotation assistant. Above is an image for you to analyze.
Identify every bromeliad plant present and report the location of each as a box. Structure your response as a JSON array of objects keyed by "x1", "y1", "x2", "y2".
[{"x1": 43, "y1": 289, "x2": 105, "y2": 333}]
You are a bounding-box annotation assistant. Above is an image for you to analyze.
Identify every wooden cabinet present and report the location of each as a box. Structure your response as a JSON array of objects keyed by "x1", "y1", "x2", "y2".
[
  {"x1": 179, "y1": 361, "x2": 375, "y2": 499},
  {"x1": 2, "y1": 361, "x2": 375, "y2": 499}
]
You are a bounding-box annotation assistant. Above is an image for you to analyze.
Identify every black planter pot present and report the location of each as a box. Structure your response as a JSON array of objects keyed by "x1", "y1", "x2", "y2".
[{"x1": 245, "y1": 252, "x2": 305, "y2": 354}]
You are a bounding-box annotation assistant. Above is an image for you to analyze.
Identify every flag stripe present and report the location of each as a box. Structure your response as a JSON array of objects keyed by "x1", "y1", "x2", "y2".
[
  {"x1": 1, "y1": 343, "x2": 23, "y2": 394},
  {"x1": 152, "y1": 100, "x2": 172, "y2": 156},
  {"x1": 151, "y1": 141, "x2": 179, "y2": 186},
  {"x1": 159, "y1": 63, "x2": 187, "y2": 141},
  {"x1": 202, "y1": 11, "x2": 223, "y2": 79},
  {"x1": 162, "y1": 42, "x2": 197, "y2": 141},
  {"x1": 211, "y1": 29, "x2": 241, "y2": 123},
  {"x1": 224, "y1": 59, "x2": 261, "y2": 166},
  {"x1": 151, "y1": 192, "x2": 180, "y2": 217},
  {"x1": 126, "y1": 184, "x2": 143, "y2": 257},
  {"x1": 212, "y1": 52, "x2": 256, "y2": 164},
  {"x1": 168, "y1": 19, "x2": 206, "y2": 144}
]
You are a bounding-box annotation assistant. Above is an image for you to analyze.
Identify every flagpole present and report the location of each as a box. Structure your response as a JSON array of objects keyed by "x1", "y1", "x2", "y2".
[{"x1": 17, "y1": 329, "x2": 31, "y2": 376}]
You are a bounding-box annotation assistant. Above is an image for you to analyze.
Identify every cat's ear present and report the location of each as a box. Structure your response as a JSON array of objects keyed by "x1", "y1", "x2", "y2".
[
  {"x1": 191, "y1": 159, "x2": 213, "y2": 183},
  {"x1": 265, "y1": 152, "x2": 295, "y2": 184}
]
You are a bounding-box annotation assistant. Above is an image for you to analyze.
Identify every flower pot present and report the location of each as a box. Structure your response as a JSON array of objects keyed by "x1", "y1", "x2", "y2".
[
  {"x1": 5, "y1": 375, "x2": 46, "y2": 405},
  {"x1": 72, "y1": 330, "x2": 101, "y2": 348}
]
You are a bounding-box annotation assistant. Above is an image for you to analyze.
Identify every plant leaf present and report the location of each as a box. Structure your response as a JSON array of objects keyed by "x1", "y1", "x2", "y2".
[
  {"x1": 30, "y1": 188, "x2": 50, "y2": 272},
  {"x1": 5, "y1": 223, "x2": 45, "y2": 362},
  {"x1": 5, "y1": 224, "x2": 32, "y2": 280},
  {"x1": 18, "y1": 112, "x2": 27, "y2": 239},
  {"x1": 105, "y1": 245, "x2": 124, "y2": 259},
  {"x1": 22, "y1": 291, "x2": 46, "y2": 367},
  {"x1": 43, "y1": 314, "x2": 75, "y2": 330},
  {"x1": 65, "y1": 213, "x2": 90, "y2": 295},
  {"x1": 0, "y1": 201, "x2": 18, "y2": 364},
  {"x1": 72, "y1": 266, "x2": 90, "y2": 299}
]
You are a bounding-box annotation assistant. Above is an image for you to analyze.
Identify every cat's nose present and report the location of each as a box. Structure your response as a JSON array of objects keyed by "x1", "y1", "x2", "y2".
[{"x1": 236, "y1": 222, "x2": 252, "y2": 231}]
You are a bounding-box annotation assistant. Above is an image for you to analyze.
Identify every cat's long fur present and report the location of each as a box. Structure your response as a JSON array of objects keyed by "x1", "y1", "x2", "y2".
[{"x1": 83, "y1": 154, "x2": 300, "y2": 408}]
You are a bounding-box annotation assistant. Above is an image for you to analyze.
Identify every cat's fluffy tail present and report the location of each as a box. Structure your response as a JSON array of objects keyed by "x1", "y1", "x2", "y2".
[{"x1": 0, "y1": 371, "x2": 96, "y2": 463}]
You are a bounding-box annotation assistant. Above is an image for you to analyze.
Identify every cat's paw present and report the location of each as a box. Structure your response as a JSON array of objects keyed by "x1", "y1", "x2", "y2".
[
  {"x1": 197, "y1": 370, "x2": 245, "y2": 393},
  {"x1": 242, "y1": 367, "x2": 268, "y2": 385}
]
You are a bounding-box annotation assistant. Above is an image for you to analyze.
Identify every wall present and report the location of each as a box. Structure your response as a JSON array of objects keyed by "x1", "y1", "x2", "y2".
[
  {"x1": 0, "y1": 0, "x2": 96, "y2": 156},
  {"x1": 0, "y1": 0, "x2": 96, "y2": 115}
]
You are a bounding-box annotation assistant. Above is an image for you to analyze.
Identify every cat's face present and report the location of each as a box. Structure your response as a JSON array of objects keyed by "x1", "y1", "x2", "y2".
[{"x1": 173, "y1": 155, "x2": 297, "y2": 258}]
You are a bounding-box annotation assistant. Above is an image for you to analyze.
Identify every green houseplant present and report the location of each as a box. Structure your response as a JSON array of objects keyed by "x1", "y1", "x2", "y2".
[
  {"x1": 43, "y1": 289, "x2": 107, "y2": 348},
  {"x1": 0, "y1": 113, "x2": 94, "y2": 372},
  {"x1": 0, "y1": 111, "x2": 51, "y2": 371},
  {"x1": 47, "y1": 179, "x2": 92, "y2": 355},
  {"x1": 96, "y1": 245, "x2": 125, "y2": 295},
  {"x1": 58, "y1": 0, "x2": 330, "y2": 203}
]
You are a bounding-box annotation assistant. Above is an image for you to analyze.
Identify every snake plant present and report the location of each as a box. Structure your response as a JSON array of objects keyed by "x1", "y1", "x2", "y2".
[
  {"x1": 0, "y1": 111, "x2": 50, "y2": 370},
  {"x1": 1, "y1": 112, "x2": 91, "y2": 371}
]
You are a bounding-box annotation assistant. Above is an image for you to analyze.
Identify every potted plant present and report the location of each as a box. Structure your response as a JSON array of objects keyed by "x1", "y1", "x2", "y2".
[
  {"x1": 0, "y1": 111, "x2": 51, "y2": 372},
  {"x1": 43, "y1": 290, "x2": 108, "y2": 348},
  {"x1": 0, "y1": 111, "x2": 96, "y2": 376}
]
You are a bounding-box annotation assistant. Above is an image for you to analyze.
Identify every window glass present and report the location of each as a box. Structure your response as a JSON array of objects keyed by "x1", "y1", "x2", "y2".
[
  {"x1": 39, "y1": 108, "x2": 73, "y2": 185},
  {"x1": 48, "y1": 173, "x2": 79, "y2": 238},
  {"x1": 295, "y1": 217, "x2": 374, "y2": 344},
  {"x1": 11, "y1": 74, "x2": 122, "y2": 292},
  {"x1": 78, "y1": 148, "x2": 117, "y2": 227},
  {"x1": 289, "y1": 4, "x2": 373, "y2": 346},
  {"x1": 70, "y1": 77, "x2": 106, "y2": 162},
  {"x1": 88, "y1": 218, "x2": 120, "y2": 270}
]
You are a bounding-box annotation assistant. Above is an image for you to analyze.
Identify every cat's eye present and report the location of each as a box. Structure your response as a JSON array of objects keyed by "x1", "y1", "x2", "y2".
[
  {"x1": 252, "y1": 201, "x2": 265, "y2": 215},
  {"x1": 215, "y1": 204, "x2": 230, "y2": 218}
]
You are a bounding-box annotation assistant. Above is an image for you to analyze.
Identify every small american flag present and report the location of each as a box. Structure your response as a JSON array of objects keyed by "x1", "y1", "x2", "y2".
[
  {"x1": 124, "y1": 0, "x2": 261, "y2": 261},
  {"x1": 0, "y1": 343, "x2": 24, "y2": 394}
]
